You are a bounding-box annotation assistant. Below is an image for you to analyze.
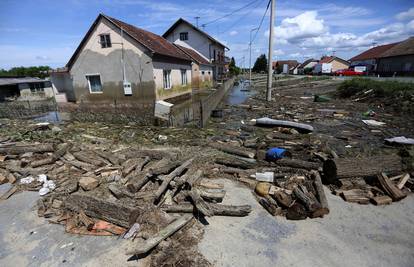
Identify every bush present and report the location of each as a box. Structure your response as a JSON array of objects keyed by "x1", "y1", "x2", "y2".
[{"x1": 337, "y1": 78, "x2": 414, "y2": 98}]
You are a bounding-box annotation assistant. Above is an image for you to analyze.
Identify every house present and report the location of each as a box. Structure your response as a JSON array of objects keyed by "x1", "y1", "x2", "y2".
[
  {"x1": 313, "y1": 56, "x2": 349, "y2": 74},
  {"x1": 174, "y1": 44, "x2": 213, "y2": 89},
  {"x1": 272, "y1": 60, "x2": 299, "y2": 74},
  {"x1": 51, "y1": 13, "x2": 193, "y2": 107},
  {"x1": 297, "y1": 59, "x2": 318, "y2": 74},
  {"x1": 162, "y1": 18, "x2": 229, "y2": 80},
  {"x1": 377, "y1": 37, "x2": 414, "y2": 76},
  {"x1": 0, "y1": 77, "x2": 54, "y2": 101},
  {"x1": 349, "y1": 42, "x2": 400, "y2": 73}
]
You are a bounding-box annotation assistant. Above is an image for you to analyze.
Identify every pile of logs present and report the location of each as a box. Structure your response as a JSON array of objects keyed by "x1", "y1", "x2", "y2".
[{"x1": 0, "y1": 141, "x2": 252, "y2": 256}]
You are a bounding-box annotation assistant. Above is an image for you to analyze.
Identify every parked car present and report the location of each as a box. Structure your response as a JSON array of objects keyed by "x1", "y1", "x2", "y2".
[{"x1": 334, "y1": 68, "x2": 365, "y2": 76}]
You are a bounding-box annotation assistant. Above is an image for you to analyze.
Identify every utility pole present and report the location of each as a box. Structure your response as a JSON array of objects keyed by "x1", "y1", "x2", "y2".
[
  {"x1": 266, "y1": 0, "x2": 275, "y2": 101},
  {"x1": 195, "y1": 16, "x2": 200, "y2": 28},
  {"x1": 249, "y1": 27, "x2": 259, "y2": 82}
]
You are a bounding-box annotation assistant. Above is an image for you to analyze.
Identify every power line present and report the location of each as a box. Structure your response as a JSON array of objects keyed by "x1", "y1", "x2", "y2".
[
  {"x1": 251, "y1": 0, "x2": 271, "y2": 44},
  {"x1": 201, "y1": 0, "x2": 260, "y2": 27}
]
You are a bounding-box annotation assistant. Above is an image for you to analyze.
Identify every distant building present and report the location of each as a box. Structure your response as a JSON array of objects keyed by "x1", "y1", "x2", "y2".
[
  {"x1": 0, "y1": 77, "x2": 54, "y2": 101},
  {"x1": 163, "y1": 18, "x2": 229, "y2": 80},
  {"x1": 349, "y1": 42, "x2": 400, "y2": 73},
  {"x1": 272, "y1": 60, "x2": 299, "y2": 74},
  {"x1": 297, "y1": 59, "x2": 318, "y2": 74},
  {"x1": 376, "y1": 37, "x2": 414, "y2": 76},
  {"x1": 51, "y1": 13, "x2": 194, "y2": 106},
  {"x1": 313, "y1": 56, "x2": 349, "y2": 74}
]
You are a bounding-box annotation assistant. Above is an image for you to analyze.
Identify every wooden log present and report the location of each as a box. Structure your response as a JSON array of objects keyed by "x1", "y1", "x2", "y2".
[
  {"x1": 377, "y1": 172, "x2": 406, "y2": 201},
  {"x1": 0, "y1": 143, "x2": 54, "y2": 154},
  {"x1": 311, "y1": 170, "x2": 329, "y2": 217},
  {"x1": 276, "y1": 159, "x2": 320, "y2": 171},
  {"x1": 186, "y1": 189, "x2": 214, "y2": 217},
  {"x1": 293, "y1": 186, "x2": 321, "y2": 213},
  {"x1": 154, "y1": 158, "x2": 193, "y2": 202},
  {"x1": 210, "y1": 143, "x2": 256, "y2": 159},
  {"x1": 31, "y1": 143, "x2": 70, "y2": 168},
  {"x1": 198, "y1": 188, "x2": 226, "y2": 203},
  {"x1": 78, "y1": 210, "x2": 95, "y2": 230},
  {"x1": 94, "y1": 150, "x2": 120, "y2": 166},
  {"x1": 215, "y1": 157, "x2": 255, "y2": 170},
  {"x1": 340, "y1": 189, "x2": 370, "y2": 204},
  {"x1": 65, "y1": 194, "x2": 139, "y2": 228},
  {"x1": 125, "y1": 214, "x2": 193, "y2": 255},
  {"x1": 270, "y1": 189, "x2": 293, "y2": 208},
  {"x1": 61, "y1": 158, "x2": 94, "y2": 172},
  {"x1": 198, "y1": 179, "x2": 224, "y2": 189},
  {"x1": 73, "y1": 152, "x2": 104, "y2": 167},
  {"x1": 0, "y1": 185, "x2": 18, "y2": 200},
  {"x1": 108, "y1": 184, "x2": 134, "y2": 199},
  {"x1": 323, "y1": 155, "x2": 403, "y2": 184},
  {"x1": 259, "y1": 196, "x2": 281, "y2": 216},
  {"x1": 255, "y1": 118, "x2": 314, "y2": 133},
  {"x1": 162, "y1": 203, "x2": 252, "y2": 217},
  {"x1": 286, "y1": 202, "x2": 307, "y2": 220},
  {"x1": 185, "y1": 169, "x2": 203, "y2": 188}
]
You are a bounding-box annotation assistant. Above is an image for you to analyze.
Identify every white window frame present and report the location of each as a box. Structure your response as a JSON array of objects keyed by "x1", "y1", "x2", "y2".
[
  {"x1": 180, "y1": 69, "x2": 187, "y2": 86},
  {"x1": 163, "y1": 70, "x2": 172, "y2": 90},
  {"x1": 86, "y1": 73, "x2": 103, "y2": 94}
]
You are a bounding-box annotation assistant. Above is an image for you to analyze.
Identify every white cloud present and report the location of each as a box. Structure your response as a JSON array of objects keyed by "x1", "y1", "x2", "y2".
[
  {"x1": 273, "y1": 49, "x2": 285, "y2": 56},
  {"x1": 229, "y1": 30, "x2": 238, "y2": 36},
  {"x1": 396, "y1": 7, "x2": 414, "y2": 21},
  {"x1": 289, "y1": 53, "x2": 301, "y2": 57}
]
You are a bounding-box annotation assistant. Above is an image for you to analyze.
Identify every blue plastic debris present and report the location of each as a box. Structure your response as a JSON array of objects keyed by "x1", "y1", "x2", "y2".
[{"x1": 266, "y1": 147, "x2": 286, "y2": 161}]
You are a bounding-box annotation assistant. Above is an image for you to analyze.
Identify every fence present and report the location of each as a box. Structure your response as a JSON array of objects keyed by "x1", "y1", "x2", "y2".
[{"x1": 0, "y1": 99, "x2": 57, "y2": 119}]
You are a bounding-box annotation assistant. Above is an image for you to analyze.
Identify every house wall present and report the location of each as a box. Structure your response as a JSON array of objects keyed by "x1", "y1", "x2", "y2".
[
  {"x1": 331, "y1": 60, "x2": 350, "y2": 72},
  {"x1": 153, "y1": 60, "x2": 192, "y2": 100},
  {"x1": 18, "y1": 82, "x2": 54, "y2": 100},
  {"x1": 69, "y1": 16, "x2": 155, "y2": 106},
  {"x1": 303, "y1": 61, "x2": 318, "y2": 69},
  {"x1": 377, "y1": 55, "x2": 414, "y2": 76},
  {"x1": 50, "y1": 72, "x2": 75, "y2": 102}
]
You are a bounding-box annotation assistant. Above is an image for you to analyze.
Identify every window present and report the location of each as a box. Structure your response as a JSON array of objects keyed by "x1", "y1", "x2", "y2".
[
  {"x1": 29, "y1": 83, "x2": 44, "y2": 92},
  {"x1": 180, "y1": 69, "x2": 187, "y2": 85},
  {"x1": 86, "y1": 74, "x2": 103, "y2": 93},
  {"x1": 201, "y1": 71, "x2": 205, "y2": 75},
  {"x1": 179, "y1": 32, "x2": 188, "y2": 41},
  {"x1": 163, "y1": 70, "x2": 171, "y2": 89},
  {"x1": 213, "y1": 50, "x2": 216, "y2": 61},
  {"x1": 100, "y1": 34, "x2": 112, "y2": 48},
  {"x1": 208, "y1": 71, "x2": 211, "y2": 75}
]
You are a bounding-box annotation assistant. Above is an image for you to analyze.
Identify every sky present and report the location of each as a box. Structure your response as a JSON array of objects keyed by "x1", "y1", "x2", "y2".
[{"x1": 0, "y1": 0, "x2": 413, "y2": 69}]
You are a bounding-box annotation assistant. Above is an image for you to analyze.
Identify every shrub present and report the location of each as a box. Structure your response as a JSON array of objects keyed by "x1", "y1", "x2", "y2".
[{"x1": 337, "y1": 78, "x2": 414, "y2": 98}]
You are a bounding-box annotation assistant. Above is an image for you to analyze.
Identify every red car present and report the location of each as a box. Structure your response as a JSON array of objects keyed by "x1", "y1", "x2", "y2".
[{"x1": 334, "y1": 68, "x2": 365, "y2": 76}]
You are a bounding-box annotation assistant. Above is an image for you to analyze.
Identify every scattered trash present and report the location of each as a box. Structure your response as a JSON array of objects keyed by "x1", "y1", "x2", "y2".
[
  {"x1": 255, "y1": 117, "x2": 314, "y2": 133},
  {"x1": 60, "y1": 242, "x2": 74, "y2": 249},
  {"x1": 362, "y1": 119, "x2": 386, "y2": 127},
  {"x1": 253, "y1": 172, "x2": 274, "y2": 182},
  {"x1": 314, "y1": 95, "x2": 331, "y2": 102},
  {"x1": 20, "y1": 176, "x2": 34, "y2": 184},
  {"x1": 362, "y1": 109, "x2": 376, "y2": 117},
  {"x1": 157, "y1": 135, "x2": 168, "y2": 141},
  {"x1": 123, "y1": 223, "x2": 140, "y2": 239},
  {"x1": 265, "y1": 147, "x2": 287, "y2": 161},
  {"x1": 385, "y1": 136, "x2": 414, "y2": 145},
  {"x1": 39, "y1": 187, "x2": 50, "y2": 196}
]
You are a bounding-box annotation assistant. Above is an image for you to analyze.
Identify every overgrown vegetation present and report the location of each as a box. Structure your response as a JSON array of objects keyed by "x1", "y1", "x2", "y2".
[
  {"x1": 338, "y1": 78, "x2": 414, "y2": 98},
  {"x1": 0, "y1": 66, "x2": 51, "y2": 79},
  {"x1": 228, "y1": 57, "x2": 241, "y2": 76},
  {"x1": 252, "y1": 54, "x2": 267, "y2": 73}
]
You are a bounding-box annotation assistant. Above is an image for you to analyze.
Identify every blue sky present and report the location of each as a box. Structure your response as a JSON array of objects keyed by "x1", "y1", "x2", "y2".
[{"x1": 0, "y1": 0, "x2": 413, "y2": 69}]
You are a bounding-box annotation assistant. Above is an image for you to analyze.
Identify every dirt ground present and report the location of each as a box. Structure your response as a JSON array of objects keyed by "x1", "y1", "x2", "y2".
[{"x1": 0, "y1": 75, "x2": 413, "y2": 266}]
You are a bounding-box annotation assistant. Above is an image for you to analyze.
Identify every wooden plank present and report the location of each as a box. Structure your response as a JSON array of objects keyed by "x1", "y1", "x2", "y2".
[
  {"x1": 125, "y1": 214, "x2": 193, "y2": 255},
  {"x1": 311, "y1": 170, "x2": 329, "y2": 217},
  {"x1": 397, "y1": 173, "x2": 410, "y2": 190},
  {"x1": 372, "y1": 195, "x2": 392, "y2": 205},
  {"x1": 377, "y1": 172, "x2": 406, "y2": 201},
  {"x1": 162, "y1": 203, "x2": 252, "y2": 217}
]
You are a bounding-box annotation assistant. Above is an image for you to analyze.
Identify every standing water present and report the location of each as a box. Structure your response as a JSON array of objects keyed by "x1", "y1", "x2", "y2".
[{"x1": 225, "y1": 79, "x2": 256, "y2": 105}]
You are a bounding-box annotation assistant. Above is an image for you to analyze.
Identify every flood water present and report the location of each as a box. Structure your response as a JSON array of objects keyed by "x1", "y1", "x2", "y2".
[{"x1": 225, "y1": 79, "x2": 256, "y2": 105}]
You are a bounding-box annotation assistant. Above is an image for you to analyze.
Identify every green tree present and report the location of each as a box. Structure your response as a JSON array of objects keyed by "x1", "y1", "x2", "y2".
[
  {"x1": 228, "y1": 57, "x2": 241, "y2": 76},
  {"x1": 252, "y1": 54, "x2": 267, "y2": 73},
  {"x1": 0, "y1": 66, "x2": 51, "y2": 79}
]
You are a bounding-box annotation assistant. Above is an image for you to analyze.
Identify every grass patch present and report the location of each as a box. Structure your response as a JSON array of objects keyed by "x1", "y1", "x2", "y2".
[{"x1": 337, "y1": 78, "x2": 414, "y2": 98}]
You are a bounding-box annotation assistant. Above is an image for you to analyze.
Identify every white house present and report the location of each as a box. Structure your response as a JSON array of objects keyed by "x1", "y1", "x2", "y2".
[{"x1": 163, "y1": 18, "x2": 229, "y2": 81}]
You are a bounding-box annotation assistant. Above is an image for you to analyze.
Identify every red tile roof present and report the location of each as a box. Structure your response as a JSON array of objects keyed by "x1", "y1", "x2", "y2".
[
  {"x1": 350, "y1": 42, "x2": 400, "y2": 61},
  {"x1": 174, "y1": 44, "x2": 211, "y2": 65}
]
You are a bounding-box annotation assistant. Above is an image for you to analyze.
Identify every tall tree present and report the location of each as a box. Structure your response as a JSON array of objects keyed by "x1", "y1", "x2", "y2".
[
  {"x1": 228, "y1": 57, "x2": 240, "y2": 76},
  {"x1": 252, "y1": 54, "x2": 267, "y2": 73}
]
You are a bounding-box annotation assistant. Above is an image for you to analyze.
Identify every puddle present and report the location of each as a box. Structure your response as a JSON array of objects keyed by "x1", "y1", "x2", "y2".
[
  {"x1": 225, "y1": 79, "x2": 256, "y2": 105},
  {"x1": 33, "y1": 111, "x2": 71, "y2": 123}
]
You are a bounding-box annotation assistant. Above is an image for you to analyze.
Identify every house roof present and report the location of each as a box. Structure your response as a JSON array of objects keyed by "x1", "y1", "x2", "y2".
[
  {"x1": 66, "y1": 14, "x2": 191, "y2": 69},
  {"x1": 273, "y1": 60, "x2": 299, "y2": 69},
  {"x1": 379, "y1": 37, "x2": 414, "y2": 58},
  {"x1": 174, "y1": 44, "x2": 211, "y2": 65},
  {"x1": 319, "y1": 56, "x2": 349, "y2": 65},
  {"x1": 162, "y1": 18, "x2": 229, "y2": 50},
  {"x1": 349, "y1": 42, "x2": 400, "y2": 61},
  {"x1": 299, "y1": 58, "x2": 318, "y2": 68},
  {"x1": 0, "y1": 77, "x2": 47, "y2": 86}
]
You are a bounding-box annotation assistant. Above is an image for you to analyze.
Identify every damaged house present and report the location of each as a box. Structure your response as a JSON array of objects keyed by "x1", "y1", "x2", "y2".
[
  {"x1": 51, "y1": 13, "x2": 194, "y2": 108},
  {"x1": 0, "y1": 77, "x2": 54, "y2": 101}
]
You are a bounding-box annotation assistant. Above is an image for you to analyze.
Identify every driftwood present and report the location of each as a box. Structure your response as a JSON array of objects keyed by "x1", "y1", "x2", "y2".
[
  {"x1": 215, "y1": 157, "x2": 255, "y2": 170},
  {"x1": 154, "y1": 158, "x2": 193, "y2": 202},
  {"x1": 0, "y1": 143, "x2": 54, "y2": 154},
  {"x1": 162, "y1": 203, "x2": 252, "y2": 217},
  {"x1": 198, "y1": 188, "x2": 226, "y2": 202},
  {"x1": 311, "y1": 170, "x2": 329, "y2": 217},
  {"x1": 61, "y1": 158, "x2": 94, "y2": 172},
  {"x1": 73, "y1": 151, "x2": 105, "y2": 167},
  {"x1": 259, "y1": 196, "x2": 281, "y2": 216},
  {"x1": 210, "y1": 143, "x2": 256, "y2": 159},
  {"x1": 65, "y1": 194, "x2": 139, "y2": 228},
  {"x1": 276, "y1": 159, "x2": 320, "y2": 171},
  {"x1": 108, "y1": 184, "x2": 134, "y2": 199},
  {"x1": 186, "y1": 189, "x2": 214, "y2": 217},
  {"x1": 270, "y1": 189, "x2": 293, "y2": 208},
  {"x1": 31, "y1": 143, "x2": 70, "y2": 167},
  {"x1": 323, "y1": 155, "x2": 403, "y2": 184},
  {"x1": 94, "y1": 150, "x2": 120, "y2": 166},
  {"x1": 293, "y1": 186, "x2": 321, "y2": 213},
  {"x1": 125, "y1": 214, "x2": 193, "y2": 255},
  {"x1": 255, "y1": 118, "x2": 314, "y2": 133},
  {"x1": 286, "y1": 202, "x2": 307, "y2": 220},
  {"x1": 377, "y1": 173, "x2": 406, "y2": 201}
]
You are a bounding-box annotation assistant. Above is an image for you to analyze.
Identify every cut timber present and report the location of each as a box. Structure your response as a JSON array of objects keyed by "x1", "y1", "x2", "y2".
[
  {"x1": 0, "y1": 186, "x2": 18, "y2": 200},
  {"x1": 94, "y1": 150, "x2": 120, "y2": 166},
  {"x1": 215, "y1": 157, "x2": 255, "y2": 170},
  {"x1": 162, "y1": 203, "x2": 251, "y2": 217},
  {"x1": 276, "y1": 159, "x2": 320, "y2": 171},
  {"x1": 341, "y1": 189, "x2": 370, "y2": 204},
  {"x1": 372, "y1": 195, "x2": 392, "y2": 205},
  {"x1": 78, "y1": 210, "x2": 95, "y2": 230},
  {"x1": 73, "y1": 152, "x2": 105, "y2": 166},
  {"x1": 108, "y1": 184, "x2": 134, "y2": 199},
  {"x1": 65, "y1": 194, "x2": 139, "y2": 228},
  {"x1": 270, "y1": 189, "x2": 293, "y2": 208},
  {"x1": 323, "y1": 155, "x2": 403, "y2": 184},
  {"x1": 198, "y1": 188, "x2": 226, "y2": 203},
  {"x1": 0, "y1": 143, "x2": 54, "y2": 154},
  {"x1": 154, "y1": 158, "x2": 193, "y2": 202},
  {"x1": 255, "y1": 118, "x2": 314, "y2": 133},
  {"x1": 293, "y1": 186, "x2": 321, "y2": 213},
  {"x1": 209, "y1": 143, "x2": 256, "y2": 159},
  {"x1": 186, "y1": 189, "x2": 214, "y2": 217},
  {"x1": 286, "y1": 202, "x2": 307, "y2": 220},
  {"x1": 377, "y1": 173, "x2": 406, "y2": 201},
  {"x1": 198, "y1": 179, "x2": 224, "y2": 190},
  {"x1": 31, "y1": 143, "x2": 70, "y2": 167},
  {"x1": 397, "y1": 173, "x2": 410, "y2": 190},
  {"x1": 259, "y1": 196, "x2": 281, "y2": 216},
  {"x1": 125, "y1": 214, "x2": 193, "y2": 255},
  {"x1": 311, "y1": 170, "x2": 329, "y2": 217}
]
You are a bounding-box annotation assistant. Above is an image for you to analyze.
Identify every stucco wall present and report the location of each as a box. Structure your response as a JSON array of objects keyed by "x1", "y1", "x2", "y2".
[
  {"x1": 153, "y1": 61, "x2": 192, "y2": 100},
  {"x1": 18, "y1": 83, "x2": 54, "y2": 100},
  {"x1": 69, "y1": 16, "x2": 155, "y2": 106},
  {"x1": 331, "y1": 60, "x2": 350, "y2": 72},
  {"x1": 50, "y1": 72, "x2": 75, "y2": 102}
]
